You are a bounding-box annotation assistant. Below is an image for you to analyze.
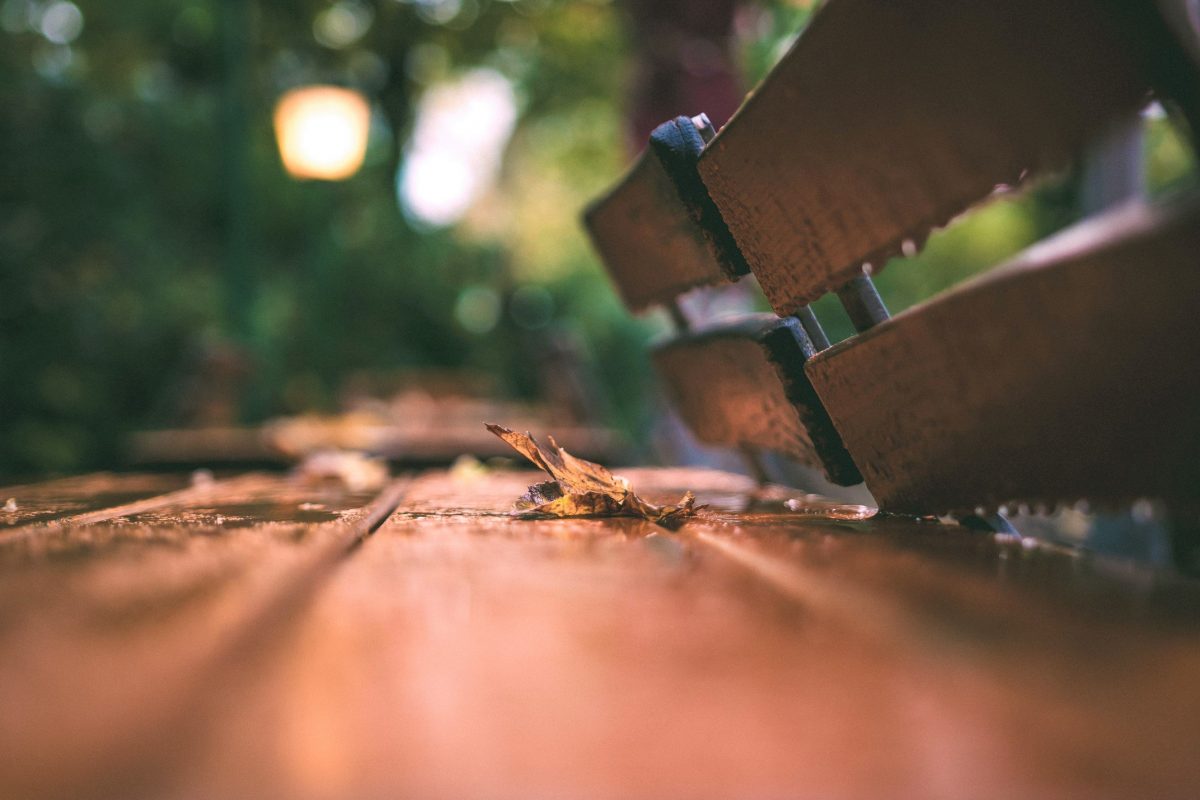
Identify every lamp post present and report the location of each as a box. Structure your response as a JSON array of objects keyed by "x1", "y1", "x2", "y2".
[
  {"x1": 271, "y1": 84, "x2": 372, "y2": 393},
  {"x1": 218, "y1": 0, "x2": 259, "y2": 420}
]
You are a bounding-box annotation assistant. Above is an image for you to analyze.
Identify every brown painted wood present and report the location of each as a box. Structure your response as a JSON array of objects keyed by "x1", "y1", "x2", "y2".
[
  {"x1": 806, "y1": 200, "x2": 1200, "y2": 514},
  {"x1": 652, "y1": 315, "x2": 861, "y2": 485},
  {"x1": 697, "y1": 0, "x2": 1172, "y2": 313},
  {"x1": 584, "y1": 149, "x2": 734, "y2": 312},
  {"x1": 141, "y1": 469, "x2": 1200, "y2": 799},
  {"x1": 0, "y1": 473, "x2": 409, "y2": 800}
]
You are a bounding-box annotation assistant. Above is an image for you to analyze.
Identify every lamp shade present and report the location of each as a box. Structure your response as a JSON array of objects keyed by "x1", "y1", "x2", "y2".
[{"x1": 273, "y1": 85, "x2": 371, "y2": 181}]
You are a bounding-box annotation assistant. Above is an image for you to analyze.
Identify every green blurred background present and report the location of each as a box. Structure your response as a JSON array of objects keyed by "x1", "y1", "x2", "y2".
[{"x1": 1, "y1": 0, "x2": 1195, "y2": 479}]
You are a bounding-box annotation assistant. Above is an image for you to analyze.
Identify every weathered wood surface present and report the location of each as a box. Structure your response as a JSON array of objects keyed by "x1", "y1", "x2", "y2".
[
  {"x1": 584, "y1": 149, "x2": 735, "y2": 312},
  {"x1": 697, "y1": 0, "x2": 1173, "y2": 313},
  {"x1": 0, "y1": 472, "x2": 407, "y2": 800},
  {"x1": 0, "y1": 472, "x2": 189, "y2": 529},
  {"x1": 806, "y1": 200, "x2": 1200, "y2": 514},
  {"x1": 3, "y1": 467, "x2": 1200, "y2": 798},
  {"x1": 653, "y1": 315, "x2": 860, "y2": 485}
]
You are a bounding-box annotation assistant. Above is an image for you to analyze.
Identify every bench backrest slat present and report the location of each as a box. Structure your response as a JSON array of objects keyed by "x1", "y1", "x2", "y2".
[
  {"x1": 654, "y1": 316, "x2": 861, "y2": 486},
  {"x1": 584, "y1": 149, "x2": 729, "y2": 313},
  {"x1": 805, "y1": 200, "x2": 1200, "y2": 513},
  {"x1": 697, "y1": 0, "x2": 1163, "y2": 314}
]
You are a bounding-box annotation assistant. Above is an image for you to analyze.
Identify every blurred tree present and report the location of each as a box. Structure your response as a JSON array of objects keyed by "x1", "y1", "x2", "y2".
[
  {"x1": 622, "y1": 0, "x2": 741, "y2": 147},
  {"x1": 0, "y1": 0, "x2": 641, "y2": 477}
]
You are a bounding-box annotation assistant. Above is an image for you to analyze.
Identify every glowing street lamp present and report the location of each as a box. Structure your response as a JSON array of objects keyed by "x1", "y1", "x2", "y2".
[{"x1": 273, "y1": 85, "x2": 371, "y2": 181}]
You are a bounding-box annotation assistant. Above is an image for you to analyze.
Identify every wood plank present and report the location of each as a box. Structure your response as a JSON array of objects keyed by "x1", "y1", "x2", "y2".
[
  {"x1": 0, "y1": 473, "x2": 277, "y2": 546},
  {"x1": 653, "y1": 315, "x2": 861, "y2": 485},
  {"x1": 697, "y1": 0, "x2": 1177, "y2": 313},
  {"x1": 153, "y1": 469, "x2": 1200, "y2": 799},
  {"x1": 0, "y1": 472, "x2": 408, "y2": 799},
  {"x1": 584, "y1": 148, "x2": 737, "y2": 312},
  {"x1": 0, "y1": 472, "x2": 189, "y2": 529},
  {"x1": 805, "y1": 199, "x2": 1200, "y2": 514}
]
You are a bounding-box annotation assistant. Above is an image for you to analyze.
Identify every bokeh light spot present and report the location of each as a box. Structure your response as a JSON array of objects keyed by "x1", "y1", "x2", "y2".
[
  {"x1": 455, "y1": 285, "x2": 501, "y2": 334},
  {"x1": 274, "y1": 85, "x2": 372, "y2": 181},
  {"x1": 39, "y1": 0, "x2": 82, "y2": 44},
  {"x1": 399, "y1": 68, "x2": 518, "y2": 227},
  {"x1": 313, "y1": 1, "x2": 373, "y2": 49}
]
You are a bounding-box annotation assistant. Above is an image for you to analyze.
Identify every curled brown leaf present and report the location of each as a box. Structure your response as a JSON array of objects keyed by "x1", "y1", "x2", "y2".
[{"x1": 486, "y1": 423, "x2": 700, "y2": 529}]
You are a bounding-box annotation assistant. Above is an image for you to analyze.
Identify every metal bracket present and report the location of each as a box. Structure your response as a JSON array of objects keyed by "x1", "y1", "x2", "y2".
[
  {"x1": 648, "y1": 114, "x2": 749, "y2": 281},
  {"x1": 647, "y1": 112, "x2": 865, "y2": 486}
]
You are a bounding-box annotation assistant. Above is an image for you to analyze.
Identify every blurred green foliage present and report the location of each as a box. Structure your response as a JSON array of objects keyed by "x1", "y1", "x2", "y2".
[
  {"x1": 0, "y1": 0, "x2": 646, "y2": 477},
  {"x1": 1, "y1": 0, "x2": 1195, "y2": 478}
]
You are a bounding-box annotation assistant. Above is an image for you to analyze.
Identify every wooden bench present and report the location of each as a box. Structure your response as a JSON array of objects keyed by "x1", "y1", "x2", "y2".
[
  {"x1": 653, "y1": 315, "x2": 860, "y2": 485},
  {"x1": 585, "y1": 0, "x2": 1200, "y2": 519},
  {"x1": 808, "y1": 200, "x2": 1200, "y2": 514},
  {"x1": 583, "y1": 114, "x2": 746, "y2": 313},
  {"x1": 585, "y1": 114, "x2": 862, "y2": 487},
  {"x1": 5, "y1": 468, "x2": 1200, "y2": 797},
  {"x1": 7, "y1": 6, "x2": 1200, "y2": 795}
]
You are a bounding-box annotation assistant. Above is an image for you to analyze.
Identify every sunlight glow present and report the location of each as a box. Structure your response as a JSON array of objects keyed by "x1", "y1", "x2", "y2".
[
  {"x1": 399, "y1": 68, "x2": 517, "y2": 227},
  {"x1": 274, "y1": 85, "x2": 371, "y2": 181}
]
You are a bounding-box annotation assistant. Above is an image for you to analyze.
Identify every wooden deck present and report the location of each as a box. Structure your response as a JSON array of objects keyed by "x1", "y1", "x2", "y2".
[{"x1": 2, "y1": 468, "x2": 1199, "y2": 798}]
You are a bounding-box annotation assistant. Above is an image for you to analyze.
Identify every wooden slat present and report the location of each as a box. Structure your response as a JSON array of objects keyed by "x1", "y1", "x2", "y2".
[
  {"x1": 0, "y1": 472, "x2": 189, "y2": 529},
  {"x1": 0, "y1": 473, "x2": 408, "y2": 799},
  {"x1": 0, "y1": 473, "x2": 275, "y2": 546},
  {"x1": 652, "y1": 315, "x2": 861, "y2": 485},
  {"x1": 805, "y1": 200, "x2": 1200, "y2": 514},
  {"x1": 697, "y1": 0, "x2": 1175, "y2": 313},
  {"x1": 584, "y1": 149, "x2": 734, "y2": 312},
  {"x1": 147, "y1": 469, "x2": 1200, "y2": 798}
]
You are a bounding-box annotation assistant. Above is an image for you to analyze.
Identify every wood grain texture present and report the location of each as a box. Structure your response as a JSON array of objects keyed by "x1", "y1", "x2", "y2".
[
  {"x1": 0, "y1": 472, "x2": 188, "y2": 529},
  {"x1": 146, "y1": 470, "x2": 1200, "y2": 799},
  {"x1": 697, "y1": 0, "x2": 1166, "y2": 313},
  {"x1": 653, "y1": 315, "x2": 861, "y2": 485},
  {"x1": 0, "y1": 473, "x2": 408, "y2": 800},
  {"x1": 0, "y1": 473, "x2": 277, "y2": 546},
  {"x1": 806, "y1": 200, "x2": 1200, "y2": 514},
  {"x1": 584, "y1": 150, "x2": 735, "y2": 312}
]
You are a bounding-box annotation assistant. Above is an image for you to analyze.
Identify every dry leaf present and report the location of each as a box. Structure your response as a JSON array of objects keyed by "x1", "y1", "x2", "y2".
[{"x1": 486, "y1": 423, "x2": 699, "y2": 528}]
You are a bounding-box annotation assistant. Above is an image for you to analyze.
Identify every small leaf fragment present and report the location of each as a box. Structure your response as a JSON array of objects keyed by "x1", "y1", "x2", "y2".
[
  {"x1": 516, "y1": 491, "x2": 624, "y2": 519},
  {"x1": 486, "y1": 423, "x2": 701, "y2": 528},
  {"x1": 515, "y1": 480, "x2": 565, "y2": 509}
]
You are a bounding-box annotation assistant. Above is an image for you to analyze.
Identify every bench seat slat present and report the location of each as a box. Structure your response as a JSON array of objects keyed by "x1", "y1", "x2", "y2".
[{"x1": 805, "y1": 200, "x2": 1200, "y2": 514}]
